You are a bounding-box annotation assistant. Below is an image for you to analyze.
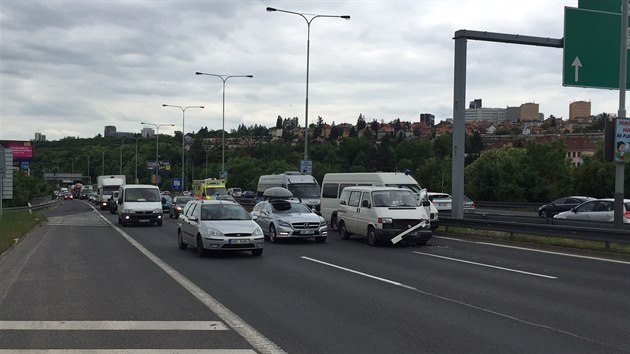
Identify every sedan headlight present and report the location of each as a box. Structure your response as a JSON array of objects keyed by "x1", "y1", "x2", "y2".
[
  {"x1": 319, "y1": 217, "x2": 327, "y2": 227},
  {"x1": 205, "y1": 227, "x2": 224, "y2": 236},
  {"x1": 252, "y1": 227, "x2": 264, "y2": 236},
  {"x1": 277, "y1": 219, "x2": 292, "y2": 228}
]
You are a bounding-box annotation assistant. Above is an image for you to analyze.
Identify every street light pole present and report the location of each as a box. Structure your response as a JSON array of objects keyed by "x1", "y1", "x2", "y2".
[
  {"x1": 162, "y1": 104, "x2": 204, "y2": 191},
  {"x1": 195, "y1": 72, "x2": 253, "y2": 178},
  {"x1": 141, "y1": 122, "x2": 175, "y2": 186},
  {"x1": 135, "y1": 137, "x2": 139, "y2": 184},
  {"x1": 266, "y1": 7, "x2": 350, "y2": 161}
]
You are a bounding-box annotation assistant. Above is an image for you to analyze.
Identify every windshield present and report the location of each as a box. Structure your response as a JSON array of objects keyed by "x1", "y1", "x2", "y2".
[
  {"x1": 204, "y1": 187, "x2": 227, "y2": 196},
  {"x1": 271, "y1": 201, "x2": 312, "y2": 214},
  {"x1": 124, "y1": 188, "x2": 160, "y2": 202},
  {"x1": 288, "y1": 183, "x2": 321, "y2": 199},
  {"x1": 201, "y1": 204, "x2": 251, "y2": 221},
  {"x1": 372, "y1": 190, "x2": 418, "y2": 207}
]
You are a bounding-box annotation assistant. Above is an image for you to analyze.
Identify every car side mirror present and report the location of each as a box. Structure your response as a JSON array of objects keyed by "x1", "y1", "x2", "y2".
[
  {"x1": 362, "y1": 200, "x2": 370, "y2": 208},
  {"x1": 188, "y1": 216, "x2": 197, "y2": 222},
  {"x1": 421, "y1": 200, "x2": 430, "y2": 207},
  {"x1": 571, "y1": 207, "x2": 577, "y2": 213},
  {"x1": 340, "y1": 200, "x2": 347, "y2": 205},
  {"x1": 118, "y1": 197, "x2": 122, "y2": 204}
]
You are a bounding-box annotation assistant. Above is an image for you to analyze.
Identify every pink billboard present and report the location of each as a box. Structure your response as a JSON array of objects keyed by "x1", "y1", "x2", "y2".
[{"x1": 5, "y1": 141, "x2": 33, "y2": 159}]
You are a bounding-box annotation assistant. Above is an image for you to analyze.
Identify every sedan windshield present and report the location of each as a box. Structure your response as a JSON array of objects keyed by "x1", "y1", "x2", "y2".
[
  {"x1": 271, "y1": 201, "x2": 312, "y2": 214},
  {"x1": 201, "y1": 204, "x2": 251, "y2": 221}
]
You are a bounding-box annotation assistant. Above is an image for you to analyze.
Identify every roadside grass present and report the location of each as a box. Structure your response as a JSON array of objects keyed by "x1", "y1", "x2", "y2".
[
  {"x1": 0, "y1": 210, "x2": 43, "y2": 255},
  {"x1": 439, "y1": 226, "x2": 630, "y2": 255}
]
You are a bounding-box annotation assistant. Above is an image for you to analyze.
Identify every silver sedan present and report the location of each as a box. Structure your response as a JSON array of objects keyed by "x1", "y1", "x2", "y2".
[{"x1": 251, "y1": 200, "x2": 328, "y2": 243}]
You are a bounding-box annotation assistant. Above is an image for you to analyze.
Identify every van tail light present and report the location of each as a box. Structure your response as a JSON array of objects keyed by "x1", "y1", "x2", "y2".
[{"x1": 624, "y1": 211, "x2": 630, "y2": 219}]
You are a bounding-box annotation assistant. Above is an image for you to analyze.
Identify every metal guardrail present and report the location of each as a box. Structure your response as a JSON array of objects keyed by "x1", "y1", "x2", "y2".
[
  {"x1": 3, "y1": 197, "x2": 61, "y2": 212},
  {"x1": 440, "y1": 216, "x2": 630, "y2": 245}
]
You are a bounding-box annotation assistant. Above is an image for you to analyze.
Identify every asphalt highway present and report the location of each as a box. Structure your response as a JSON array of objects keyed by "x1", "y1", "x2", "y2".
[{"x1": 1, "y1": 200, "x2": 629, "y2": 353}]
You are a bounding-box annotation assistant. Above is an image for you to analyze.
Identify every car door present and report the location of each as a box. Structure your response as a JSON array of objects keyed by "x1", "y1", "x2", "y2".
[
  {"x1": 345, "y1": 191, "x2": 363, "y2": 233},
  {"x1": 181, "y1": 203, "x2": 198, "y2": 244},
  {"x1": 572, "y1": 201, "x2": 597, "y2": 221},
  {"x1": 255, "y1": 202, "x2": 271, "y2": 235},
  {"x1": 591, "y1": 201, "x2": 614, "y2": 222},
  {"x1": 355, "y1": 192, "x2": 373, "y2": 236}
]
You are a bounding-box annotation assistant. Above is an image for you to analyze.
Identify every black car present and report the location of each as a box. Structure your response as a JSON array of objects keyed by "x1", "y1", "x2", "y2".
[
  {"x1": 538, "y1": 196, "x2": 594, "y2": 218},
  {"x1": 169, "y1": 196, "x2": 195, "y2": 218}
]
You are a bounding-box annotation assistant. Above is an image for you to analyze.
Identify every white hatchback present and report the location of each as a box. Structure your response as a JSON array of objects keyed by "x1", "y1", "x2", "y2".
[
  {"x1": 554, "y1": 198, "x2": 630, "y2": 223},
  {"x1": 177, "y1": 200, "x2": 264, "y2": 257}
]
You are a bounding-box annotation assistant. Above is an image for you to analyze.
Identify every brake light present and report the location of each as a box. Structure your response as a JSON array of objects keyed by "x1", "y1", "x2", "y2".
[{"x1": 624, "y1": 211, "x2": 630, "y2": 219}]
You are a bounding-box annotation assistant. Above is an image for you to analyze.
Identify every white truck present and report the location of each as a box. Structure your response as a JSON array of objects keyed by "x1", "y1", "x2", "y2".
[{"x1": 97, "y1": 175, "x2": 126, "y2": 210}]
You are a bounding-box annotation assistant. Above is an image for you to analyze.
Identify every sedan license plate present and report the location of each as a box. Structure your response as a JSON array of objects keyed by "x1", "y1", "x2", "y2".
[
  {"x1": 139, "y1": 219, "x2": 150, "y2": 223},
  {"x1": 300, "y1": 230, "x2": 315, "y2": 235},
  {"x1": 229, "y1": 239, "x2": 249, "y2": 244}
]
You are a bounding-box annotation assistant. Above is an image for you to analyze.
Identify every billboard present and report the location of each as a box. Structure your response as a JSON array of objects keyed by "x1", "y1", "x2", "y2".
[
  {"x1": 614, "y1": 118, "x2": 630, "y2": 163},
  {"x1": 0, "y1": 140, "x2": 34, "y2": 160}
]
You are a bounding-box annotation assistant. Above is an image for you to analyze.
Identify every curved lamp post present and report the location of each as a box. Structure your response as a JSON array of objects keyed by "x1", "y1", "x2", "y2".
[
  {"x1": 195, "y1": 72, "x2": 253, "y2": 178},
  {"x1": 141, "y1": 122, "x2": 175, "y2": 186},
  {"x1": 162, "y1": 104, "x2": 204, "y2": 191},
  {"x1": 266, "y1": 7, "x2": 350, "y2": 161}
]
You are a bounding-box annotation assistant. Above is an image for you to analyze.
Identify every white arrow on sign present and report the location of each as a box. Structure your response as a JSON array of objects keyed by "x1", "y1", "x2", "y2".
[{"x1": 572, "y1": 56, "x2": 582, "y2": 82}]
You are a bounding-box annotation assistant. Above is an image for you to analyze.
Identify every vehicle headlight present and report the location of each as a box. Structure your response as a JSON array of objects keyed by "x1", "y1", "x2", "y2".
[
  {"x1": 176, "y1": 206, "x2": 183, "y2": 211},
  {"x1": 378, "y1": 217, "x2": 393, "y2": 224},
  {"x1": 277, "y1": 219, "x2": 292, "y2": 228},
  {"x1": 319, "y1": 217, "x2": 327, "y2": 227},
  {"x1": 252, "y1": 227, "x2": 264, "y2": 236},
  {"x1": 152, "y1": 208, "x2": 162, "y2": 213},
  {"x1": 205, "y1": 227, "x2": 224, "y2": 236},
  {"x1": 123, "y1": 209, "x2": 135, "y2": 214}
]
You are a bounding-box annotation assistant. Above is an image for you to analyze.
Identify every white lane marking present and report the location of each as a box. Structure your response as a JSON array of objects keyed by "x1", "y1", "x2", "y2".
[
  {"x1": 0, "y1": 350, "x2": 255, "y2": 353},
  {"x1": 301, "y1": 256, "x2": 418, "y2": 290},
  {"x1": 0, "y1": 321, "x2": 227, "y2": 331},
  {"x1": 301, "y1": 256, "x2": 623, "y2": 352},
  {"x1": 434, "y1": 235, "x2": 630, "y2": 265},
  {"x1": 94, "y1": 213, "x2": 286, "y2": 354},
  {"x1": 413, "y1": 252, "x2": 557, "y2": 279}
]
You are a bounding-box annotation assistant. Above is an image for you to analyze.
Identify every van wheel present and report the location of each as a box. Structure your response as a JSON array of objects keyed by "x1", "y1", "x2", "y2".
[
  {"x1": 367, "y1": 228, "x2": 379, "y2": 247},
  {"x1": 331, "y1": 214, "x2": 338, "y2": 231},
  {"x1": 269, "y1": 225, "x2": 278, "y2": 243},
  {"x1": 178, "y1": 230, "x2": 187, "y2": 250},
  {"x1": 339, "y1": 221, "x2": 351, "y2": 240},
  {"x1": 196, "y1": 235, "x2": 207, "y2": 257}
]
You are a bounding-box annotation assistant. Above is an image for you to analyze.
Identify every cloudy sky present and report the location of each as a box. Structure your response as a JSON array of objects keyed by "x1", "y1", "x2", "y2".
[{"x1": 0, "y1": 0, "x2": 623, "y2": 141}]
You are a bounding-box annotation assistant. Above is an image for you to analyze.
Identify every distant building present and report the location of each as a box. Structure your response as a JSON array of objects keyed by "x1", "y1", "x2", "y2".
[
  {"x1": 506, "y1": 106, "x2": 520, "y2": 123},
  {"x1": 33, "y1": 132, "x2": 46, "y2": 142},
  {"x1": 469, "y1": 99, "x2": 482, "y2": 109},
  {"x1": 104, "y1": 126, "x2": 117, "y2": 137},
  {"x1": 569, "y1": 100, "x2": 591, "y2": 119},
  {"x1": 141, "y1": 127, "x2": 155, "y2": 138},
  {"x1": 519, "y1": 102, "x2": 540, "y2": 122},
  {"x1": 420, "y1": 113, "x2": 435, "y2": 126},
  {"x1": 465, "y1": 107, "x2": 507, "y2": 122}
]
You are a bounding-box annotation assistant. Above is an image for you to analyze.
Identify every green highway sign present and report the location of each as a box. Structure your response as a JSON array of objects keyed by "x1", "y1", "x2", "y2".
[
  {"x1": 563, "y1": 6, "x2": 630, "y2": 89},
  {"x1": 579, "y1": 0, "x2": 622, "y2": 14}
]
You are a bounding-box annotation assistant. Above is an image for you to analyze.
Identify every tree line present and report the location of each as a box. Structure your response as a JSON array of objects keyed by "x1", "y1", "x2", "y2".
[{"x1": 6, "y1": 119, "x2": 629, "y2": 207}]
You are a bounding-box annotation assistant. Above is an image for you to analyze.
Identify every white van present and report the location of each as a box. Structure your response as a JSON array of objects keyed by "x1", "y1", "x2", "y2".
[
  {"x1": 227, "y1": 188, "x2": 242, "y2": 198},
  {"x1": 117, "y1": 184, "x2": 163, "y2": 227},
  {"x1": 257, "y1": 172, "x2": 321, "y2": 213},
  {"x1": 321, "y1": 172, "x2": 439, "y2": 230},
  {"x1": 336, "y1": 186, "x2": 432, "y2": 246}
]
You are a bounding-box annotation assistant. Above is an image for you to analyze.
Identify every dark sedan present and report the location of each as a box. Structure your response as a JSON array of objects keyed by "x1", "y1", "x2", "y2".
[
  {"x1": 538, "y1": 196, "x2": 594, "y2": 218},
  {"x1": 169, "y1": 196, "x2": 195, "y2": 218}
]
